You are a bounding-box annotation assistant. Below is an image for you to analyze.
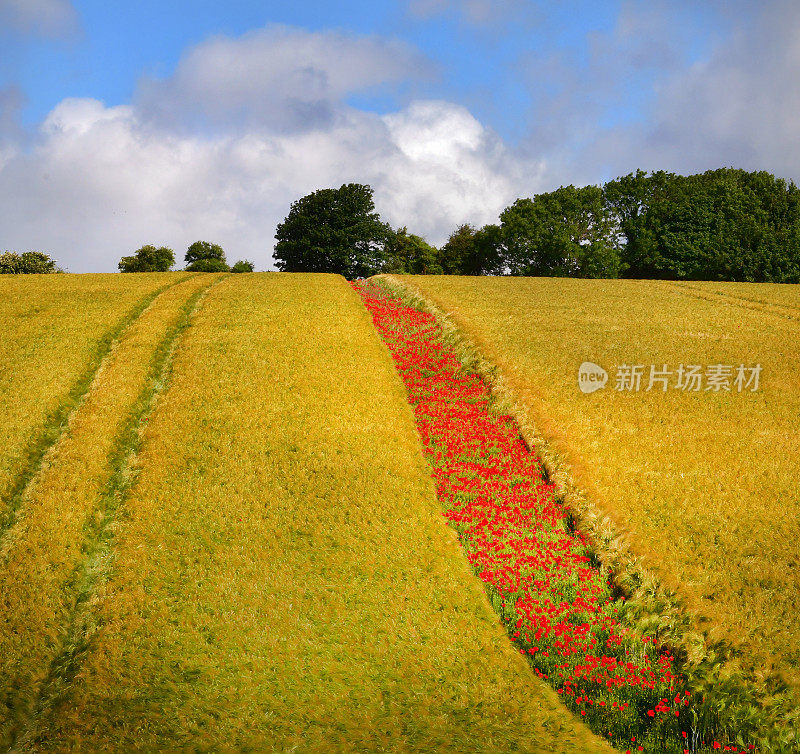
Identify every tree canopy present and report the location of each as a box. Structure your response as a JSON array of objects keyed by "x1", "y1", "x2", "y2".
[
  {"x1": 274, "y1": 183, "x2": 392, "y2": 278},
  {"x1": 605, "y1": 168, "x2": 800, "y2": 282},
  {"x1": 267, "y1": 168, "x2": 800, "y2": 283},
  {"x1": 383, "y1": 227, "x2": 442, "y2": 275},
  {"x1": 0, "y1": 251, "x2": 60, "y2": 274},
  {"x1": 498, "y1": 185, "x2": 623, "y2": 278},
  {"x1": 185, "y1": 241, "x2": 229, "y2": 271},
  {"x1": 118, "y1": 245, "x2": 175, "y2": 273},
  {"x1": 438, "y1": 224, "x2": 503, "y2": 276}
]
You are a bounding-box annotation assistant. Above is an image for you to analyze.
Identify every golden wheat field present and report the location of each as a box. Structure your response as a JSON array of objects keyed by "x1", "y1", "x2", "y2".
[
  {"x1": 0, "y1": 273, "x2": 188, "y2": 522},
  {"x1": 394, "y1": 274, "x2": 800, "y2": 700},
  {"x1": 0, "y1": 273, "x2": 609, "y2": 753}
]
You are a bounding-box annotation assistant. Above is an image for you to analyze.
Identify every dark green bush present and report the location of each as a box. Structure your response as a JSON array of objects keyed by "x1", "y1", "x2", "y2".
[
  {"x1": 185, "y1": 258, "x2": 230, "y2": 272},
  {"x1": 185, "y1": 241, "x2": 226, "y2": 266},
  {"x1": 118, "y1": 245, "x2": 175, "y2": 272}
]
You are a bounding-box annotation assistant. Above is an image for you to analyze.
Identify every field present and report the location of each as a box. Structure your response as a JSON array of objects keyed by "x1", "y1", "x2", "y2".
[
  {"x1": 0, "y1": 273, "x2": 189, "y2": 526},
  {"x1": 0, "y1": 273, "x2": 609, "y2": 752},
  {"x1": 392, "y1": 275, "x2": 800, "y2": 704}
]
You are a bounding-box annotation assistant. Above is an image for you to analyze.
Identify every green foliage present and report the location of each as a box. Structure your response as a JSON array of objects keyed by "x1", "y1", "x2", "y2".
[
  {"x1": 427, "y1": 167, "x2": 800, "y2": 282},
  {"x1": 274, "y1": 183, "x2": 392, "y2": 278},
  {"x1": 604, "y1": 168, "x2": 800, "y2": 282},
  {"x1": 383, "y1": 227, "x2": 442, "y2": 274},
  {"x1": 185, "y1": 258, "x2": 229, "y2": 272},
  {"x1": 0, "y1": 251, "x2": 59, "y2": 274},
  {"x1": 185, "y1": 241, "x2": 226, "y2": 266},
  {"x1": 230, "y1": 260, "x2": 255, "y2": 273},
  {"x1": 499, "y1": 185, "x2": 624, "y2": 278},
  {"x1": 438, "y1": 224, "x2": 505, "y2": 275},
  {"x1": 184, "y1": 241, "x2": 228, "y2": 271},
  {"x1": 118, "y1": 245, "x2": 175, "y2": 273}
]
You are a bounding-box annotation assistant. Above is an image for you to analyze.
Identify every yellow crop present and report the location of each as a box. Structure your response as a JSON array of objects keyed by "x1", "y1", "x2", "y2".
[
  {"x1": 21, "y1": 273, "x2": 609, "y2": 753},
  {"x1": 0, "y1": 273, "x2": 219, "y2": 748},
  {"x1": 393, "y1": 275, "x2": 800, "y2": 698},
  {"x1": 0, "y1": 273, "x2": 188, "y2": 520}
]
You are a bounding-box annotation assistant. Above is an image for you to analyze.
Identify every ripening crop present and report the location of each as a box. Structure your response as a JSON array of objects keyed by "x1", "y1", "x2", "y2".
[
  {"x1": 387, "y1": 274, "x2": 800, "y2": 749},
  {"x1": 0, "y1": 273, "x2": 185, "y2": 520},
  {"x1": 0, "y1": 273, "x2": 217, "y2": 748},
  {"x1": 355, "y1": 279, "x2": 766, "y2": 753},
  {"x1": 15, "y1": 273, "x2": 610, "y2": 753}
]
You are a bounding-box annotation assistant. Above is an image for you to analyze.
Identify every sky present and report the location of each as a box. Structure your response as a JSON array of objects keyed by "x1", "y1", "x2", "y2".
[{"x1": 1, "y1": 0, "x2": 798, "y2": 272}]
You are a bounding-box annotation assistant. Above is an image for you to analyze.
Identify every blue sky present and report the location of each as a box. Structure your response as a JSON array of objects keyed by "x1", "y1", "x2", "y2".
[
  {"x1": 1, "y1": 0, "x2": 797, "y2": 272},
  {"x1": 5, "y1": 1, "x2": 628, "y2": 141}
]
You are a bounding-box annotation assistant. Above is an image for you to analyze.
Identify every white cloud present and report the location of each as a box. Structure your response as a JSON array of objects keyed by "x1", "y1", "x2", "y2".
[
  {"x1": 135, "y1": 25, "x2": 434, "y2": 134},
  {"x1": 0, "y1": 95, "x2": 532, "y2": 272},
  {"x1": 0, "y1": 24, "x2": 540, "y2": 272},
  {"x1": 379, "y1": 101, "x2": 532, "y2": 238},
  {"x1": 0, "y1": 0, "x2": 77, "y2": 37}
]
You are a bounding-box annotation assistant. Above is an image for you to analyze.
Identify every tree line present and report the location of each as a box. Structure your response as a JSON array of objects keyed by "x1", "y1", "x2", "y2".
[
  {"x1": 0, "y1": 243, "x2": 255, "y2": 274},
  {"x1": 274, "y1": 169, "x2": 800, "y2": 283},
  {"x1": 3, "y1": 167, "x2": 798, "y2": 281},
  {"x1": 118, "y1": 242, "x2": 254, "y2": 273}
]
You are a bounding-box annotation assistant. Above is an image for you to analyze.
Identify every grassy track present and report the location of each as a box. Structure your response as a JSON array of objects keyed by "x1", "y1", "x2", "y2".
[
  {"x1": 667, "y1": 280, "x2": 800, "y2": 317},
  {"x1": 0, "y1": 273, "x2": 190, "y2": 522},
  {"x1": 0, "y1": 274, "x2": 220, "y2": 749},
  {"x1": 392, "y1": 275, "x2": 800, "y2": 699},
  {"x1": 21, "y1": 273, "x2": 610, "y2": 753}
]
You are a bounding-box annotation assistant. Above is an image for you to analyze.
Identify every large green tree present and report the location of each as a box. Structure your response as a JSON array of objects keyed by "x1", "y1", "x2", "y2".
[
  {"x1": 273, "y1": 183, "x2": 392, "y2": 277},
  {"x1": 605, "y1": 169, "x2": 800, "y2": 282},
  {"x1": 118, "y1": 245, "x2": 175, "y2": 273},
  {"x1": 499, "y1": 185, "x2": 623, "y2": 278},
  {"x1": 438, "y1": 224, "x2": 504, "y2": 275}
]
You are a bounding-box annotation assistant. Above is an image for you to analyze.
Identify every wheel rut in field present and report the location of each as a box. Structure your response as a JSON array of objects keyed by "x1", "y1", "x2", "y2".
[
  {"x1": 0, "y1": 276, "x2": 190, "y2": 543},
  {"x1": 658, "y1": 279, "x2": 800, "y2": 322},
  {"x1": 0, "y1": 274, "x2": 224, "y2": 750}
]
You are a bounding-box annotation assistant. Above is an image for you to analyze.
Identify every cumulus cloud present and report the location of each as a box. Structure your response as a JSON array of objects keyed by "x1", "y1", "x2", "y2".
[
  {"x1": 0, "y1": 0, "x2": 78, "y2": 37},
  {"x1": 0, "y1": 96, "x2": 531, "y2": 272},
  {"x1": 135, "y1": 25, "x2": 434, "y2": 134},
  {"x1": 0, "y1": 24, "x2": 536, "y2": 272},
  {"x1": 379, "y1": 101, "x2": 532, "y2": 238}
]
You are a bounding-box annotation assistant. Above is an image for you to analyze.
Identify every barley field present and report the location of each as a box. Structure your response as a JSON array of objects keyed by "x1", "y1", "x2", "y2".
[
  {"x1": 1, "y1": 273, "x2": 608, "y2": 753},
  {"x1": 0, "y1": 273, "x2": 189, "y2": 525},
  {"x1": 393, "y1": 275, "x2": 800, "y2": 704}
]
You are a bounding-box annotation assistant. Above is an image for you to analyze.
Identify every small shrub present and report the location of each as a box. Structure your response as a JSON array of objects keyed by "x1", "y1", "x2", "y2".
[{"x1": 231, "y1": 260, "x2": 255, "y2": 273}]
